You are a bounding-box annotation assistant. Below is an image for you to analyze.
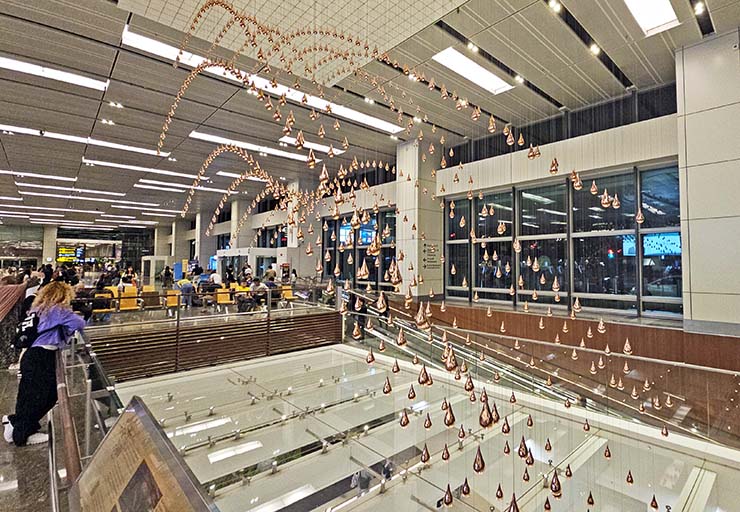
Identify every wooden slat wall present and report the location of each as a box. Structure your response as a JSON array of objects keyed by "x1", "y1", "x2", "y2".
[{"x1": 88, "y1": 312, "x2": 342, "y2": 382}]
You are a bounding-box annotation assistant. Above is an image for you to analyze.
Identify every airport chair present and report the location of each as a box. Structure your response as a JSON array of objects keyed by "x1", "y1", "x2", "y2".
[
  {"x1": 118, "y1": 287, "x2": 142, "y2": 312},
  {"x1": 215, "y1": 286, "x2": 234, "y2": 313},
  {"x1": 163, "y1": 290, "x2": 183, "y2": 316}
]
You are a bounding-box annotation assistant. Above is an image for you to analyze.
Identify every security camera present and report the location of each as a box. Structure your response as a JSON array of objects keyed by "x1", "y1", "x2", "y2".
[{"x1": 732, "y1": 43, "x2": 739, "y2": 51}]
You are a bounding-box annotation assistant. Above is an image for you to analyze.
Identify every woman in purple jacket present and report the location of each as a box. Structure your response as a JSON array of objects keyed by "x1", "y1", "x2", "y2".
[{"x1": 3, "y1": 281, "x2": 86, "y2": 446}]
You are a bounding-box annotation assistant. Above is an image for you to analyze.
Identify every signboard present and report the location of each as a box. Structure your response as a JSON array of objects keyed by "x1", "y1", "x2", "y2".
[
  {"x1": 422, "y1": 242, "x2": 441, "y2": 270},
  {"x1": 57, "y1": 245, "x2": 78, "y2": 263}
]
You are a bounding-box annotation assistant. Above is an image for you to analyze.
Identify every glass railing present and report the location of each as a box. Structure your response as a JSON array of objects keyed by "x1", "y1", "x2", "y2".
[{"x1": 53, "y1": 287, "x2": 740, "y2": 512}]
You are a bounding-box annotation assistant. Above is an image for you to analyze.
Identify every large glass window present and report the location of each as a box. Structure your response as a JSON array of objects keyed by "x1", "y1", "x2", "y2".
[
  {"x1": 475, "y1": 191, "x2": 513, "y2": 239},
  {"x1": 641, "y1": 232, "x2": 682, "y2": 298},
  {"x1": 572, "y1": 173, "x2": 636, "y2": 232},
  {"x1": 518, "y1": 238, "x2": 568, "y2": 304},
  {"x1": 640, "y1": 167, "x2": 680, "y2": 228},
  {"x1": 447, "y1": 200, "x2": 470, "y2": 241},
  {"x1": 446, "y1": 243, "x2": 469, "y2": 293},
  {"x1": 573, "y1": 235, "x2": 636, "y2": 295},
  {"x1": 475, "y1": 241, "x2": 513, "y2": 291},
  {"x1": 518, "y1": 184, "x2": 567, "y2": 236}
]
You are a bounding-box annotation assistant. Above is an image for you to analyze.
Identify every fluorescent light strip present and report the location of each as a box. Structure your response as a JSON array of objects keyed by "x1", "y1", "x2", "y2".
[
  {"x1": 216, "y1": 170, "x2": 268, "y2": 183},
  {"x1": 100, "y1": 213, "x2": 136, "y2": 219},
  {"x1": 0, "y1": 204, "x2": 99, "y2": 214},
  {"x1": 0, "y1": 195, "x2": 22, "y2": 201},
  {"x1": 18, "y1": 190, "x2": 158, "y2": 207},
  {"x1": 190, "y1": 131, "x2": 316, "y2": 163},
  {"x1": 0, "y1": 124, "x2": 167, "y2": 157},
  {"x1": 208, "y1": 441, "x2": 263, "y2": 464},
  {"x1": 110, "y1": 205, "x2": 181, "y2": 214},
  {"x1": 0, "y1": 210, "x2": 62, "y2": 217},
  {"x1": 0, "y1": 213, "x2": 30, "y2": 219},
  {"x1": 278, "y1": 136, "x2": 345, "y2": 155},
  {"x1": 60, "y1": 225, "x2": 115, "y2": 231},
  {"x1": 623, "y1": 0, "x2": 680, "y2": 37},
  {"x1": 0, "y1": 169, "x2": 77, "y2": 182},
  {"x1": 15, "y1": 182, "x2": 125, "y2": 197},
  {"x1": 82, "y1": 158, "x2": 198, "y2": 180},
  {"x1": 134, "y1": 183, "x2": 185, "y2": 194},
  {"x1": 121, "y1": 25, "x2": 402, "y2": 134},
  {"x1": 432, "y1": 47, "x2": 514, "y2": 95},
  {"x1": 141, "y1": 212, "x2": 176, "y2": 218},
  {"x1": 30, "y1": 219, "x2": 93, "y2": 225},
  {"x1": 139, "y1": 178, "x2": 232, "y2": 194},
  {"x1": 0, "y1": 55, "x2": 109, "y2": 91}
]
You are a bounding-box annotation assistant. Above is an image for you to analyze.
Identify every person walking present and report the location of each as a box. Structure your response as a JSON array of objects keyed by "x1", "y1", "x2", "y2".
[{"x1": 2, "y1": 281, "x2": 86, "y2": 446}]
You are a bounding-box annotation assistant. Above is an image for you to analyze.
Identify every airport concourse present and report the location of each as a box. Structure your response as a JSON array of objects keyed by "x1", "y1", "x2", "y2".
[{"x1": 0, "y1": 0, "x2": 739, "y2": 511}]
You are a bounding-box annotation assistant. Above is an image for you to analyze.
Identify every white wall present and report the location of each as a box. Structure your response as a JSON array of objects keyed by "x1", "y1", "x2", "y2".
[
  {"x1": 436, "y1": 115, "x2": 678, "y2": 195},
  {"x1": 677, "y1": 29, "x2": 740, "y2": 335}
]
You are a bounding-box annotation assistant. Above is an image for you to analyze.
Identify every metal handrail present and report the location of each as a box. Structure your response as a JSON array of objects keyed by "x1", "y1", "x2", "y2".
[{"x1": 55, "y1": 349, "x2": 82, "y2": 484}]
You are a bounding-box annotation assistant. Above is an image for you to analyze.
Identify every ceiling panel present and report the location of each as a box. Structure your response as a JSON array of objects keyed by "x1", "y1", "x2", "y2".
[{"x1": 707, "y1": 0, "x2": 740, "y2": 32}]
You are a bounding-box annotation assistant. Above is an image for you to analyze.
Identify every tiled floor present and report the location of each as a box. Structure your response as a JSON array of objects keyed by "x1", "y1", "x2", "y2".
[{"x1": 0, "y1": 370, "x2": 50, "y2": 512}]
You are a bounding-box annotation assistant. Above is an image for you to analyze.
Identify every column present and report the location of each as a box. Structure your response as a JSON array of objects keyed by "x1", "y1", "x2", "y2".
[
  {"x1": 194, "y1": 211, "x2": 213, "y2": 267},
  {"x1": 171, "y1": 219, "x2": 190, "y2": 263},
  {"x1": 676, "y1": 29, "x2": 740, "y2": 335},
  {"x1": 395, "y1": 140, "x2": 444, "y2": 297},
  {"x1": 153, "y1": 226, "x2": 171, "y2": 257},
  {"x1": 41, "y1": 226, "x2": 57, "y2": 264}
]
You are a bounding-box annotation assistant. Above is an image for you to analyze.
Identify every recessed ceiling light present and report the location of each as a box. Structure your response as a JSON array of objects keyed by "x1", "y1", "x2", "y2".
[
  {"x1": 190, "y1": 131, "x2": 317, "y2": 163},
  {"x1": 515, "y1": 75, "x2": 525, "y2": 84},
  {"x1": 100, "y1": 119, "x2": 115, "y2": 126},
  {"x1": 81, "y1": 158, "x2": 199, "y2": 180},
  {"x1": 133, "y1": 183, "x2": 185, "y2": 193},
  {"x1": 0, "y1": 55, "x2": 109, "y2": 91},
  {"x1": 432, "y1": 48, "x2": 514, "y2": 95},
  {"x1": 694, "y1": 1, "x2": 705, "y2": 15},
  {"x1": 623, "y1": 0, "x2": 680, "y2": 36},
  {"x1": 364, "y1": 97, "x2": 375, "y2": 104},
  {"x1": 408, "y1": 73, "x2": 416, "y2": 81},
  {"x1": 18, "y1": 190, "x2": 159, "y2": 206},
  {"x1": 14, "y1": 182, "x2": 125, "y2": 197},
  {"x1": 279, "y1": 177, "x2": 286, "y2": 181},
  {"x1": 121, "y1": 26, "x2": 402, "y2": 134},
  {"x1": 278, "y1": 136, "x2": 345, "y2": 155},
  {"x1": 216, "y1": 170, "x2": 269, "y2": 183},
  {"x1": 0, "y1": 123, "x2": 167, "y2": 157},
  {"x1": 139, "y1": 178, "x2": 232, "y2": 194},
  {"x1": 590, "y1": 44, "x2": 601, "y2": 56},
  {"x1": 466, "y1": 42, "x2": 478, "y2": 53},
  {"x1": 108, "y1": 101, "x2": 124, "y2": 109},
  {"x1": 548, "y1": 1, "x2": 562, "y2": 13},
  {"x1": 390, "y1": 135, "x2": 399, "y2": 141},
  {"x1": 413, "y1": 116, "x2": 422, "y2": 123},
  {"x1": 167, "y1": 157, "x2": 177, "y2": 162}
]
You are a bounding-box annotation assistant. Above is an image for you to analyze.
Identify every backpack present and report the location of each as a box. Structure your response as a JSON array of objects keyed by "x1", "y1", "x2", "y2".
[{"x1": 14, "y1": 312, "x2": 63, "y2": 350}]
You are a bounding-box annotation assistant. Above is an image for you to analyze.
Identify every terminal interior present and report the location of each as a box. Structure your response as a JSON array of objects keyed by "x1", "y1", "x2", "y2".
[{"x1": 0, "y1": 0, "x2": 739, "y2": 511}]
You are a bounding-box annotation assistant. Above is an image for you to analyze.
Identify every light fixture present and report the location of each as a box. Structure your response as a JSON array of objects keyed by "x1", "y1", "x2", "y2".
[
  {"x1": 189, "y1": 131, "x2": 316, "y2": 163},
  {"x1": 432, "y1": 48, "x2": 514, "y2": 95},
  {"x1": 0, "y1": 124, "x2": 168, "y2": 157},
  {"x1": 139, "y1": 178, "x2": 232, "y2": 194},
  {"x1": 59, "y1": 225, "x2": 115, "y2": 231},
  {"x1": 110, "y1": 205, "x2": 181, "y2": 213},
  {"x1": 108, "y1": 101, "x2": 124, "y2": 109},
  {"x1": 548, "y1": 1, "x2": 562, "y2": 13},
  {"x1": 0, "y1": 204, "x2": 99, "y2": 214},
  {"x1": 141, "y1": 212, "x2": 176, "y2": 218},
  {"x1": 413, "y1": 116, "x2": 422, "y2": 123},
  {"x1": 515, "y1": 75, "x2": 525, "y2": 84},
  {"x1": 30, "y1": 219, "x2": 93, "y2": 225},
  {"x1": 590, "y1": 44, "x2": 601, "y2": 56},
  {"x1": 0, "y1": 210, "x2": 62, "y2": 217},
  {"x1": 18, "y1": 190, "x2": 159, "y2": 206},
  {"x1": 81, "y1": 158, "x2": 198, "y2": 180},
  {"x1": 466, "y1": 42, "x2": 479, "y2": 53},
  {"x1": 167, "y1": 157, "x2": 177, "y2": 162},
  {"x1": 279, "y1": 176, "x2": 286, "y2": 181},
  {"x1": 694, "y1": 1, "x2": 705, "y2": 15},
  {"x1": 278, "y1": 136, "x2": 345, "y2": 155},
  {"x1": 133, "y1": 183, "x2": 185, "y2": 194},
  {"x1": 0, "y1": 195, "x2": 23, "y2": 201},
  {"x1": 623, "y1": 0, "x2": 680, "y2": 36},
  {"x1": 390, "y1": 135, "x2": 399, "y2": 141},
  {"x1": 363, "y1": 97, "x2": 375, "y2": 104},
  {"x1": 100, "y1": 213, "x2": 135, "y2": 219},
  {"x1": 536, "y1": 208, "x2": 567, "y2": 216},
  {"x1": 215, "y1": 171, "x2": 268, "y2": 183},
  {"x1": 121, "y1": 25, "x2": 402, "y2": 134},
  {"x1": 100, "y1": 119, "x2": 115, "y2": 126},
  {"x1": 0, "y1": 55, "x2": 109, "y2": 91},
  {"x1": 521, "y1": 192, "x2": 556, "y2": 204},
  {"x1": 0, "y1": 213, "x2": 29, "y2": 219},
  {"x1": 408, "y1": 73, "x2": 416, "y2": 81},
  {"x1": 14, "y1": 182, "x2": 125, "y2": 197}
]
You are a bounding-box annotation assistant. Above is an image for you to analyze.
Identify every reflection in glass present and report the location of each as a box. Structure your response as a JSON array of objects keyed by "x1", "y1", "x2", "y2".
[
  {"x1": 641, "y1": 167, "x2": 680, "y2": 228},
  {"x1": 573, "y1": 173, "x2": 635, "y2": 232},
  {"x1": 447, "y1": 244, "x2": 469, "y2": 288},
  {"x1": 447, "y1": 200, "x2": 470, "y2": 241},
  {"x1": 574, "y1": 235, "x2": 636, "y2": 295},
  {"x1": 476, "y1": 241, "x2": 512, "y2": 290},
  {"x1": 474, "y1": 191, "x2": 513, "y2": 239},
  {"x1": 642, "y1": 232, "x2": 681, "y2": 298},
  {"x1": 518, "y1": 184, "x2": 567, "y2": 235}
]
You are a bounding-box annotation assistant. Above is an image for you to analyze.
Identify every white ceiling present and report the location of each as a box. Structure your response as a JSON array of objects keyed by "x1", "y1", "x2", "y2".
[{"x1": 0, "y1": 0, "x2": 738, "y2": 230}]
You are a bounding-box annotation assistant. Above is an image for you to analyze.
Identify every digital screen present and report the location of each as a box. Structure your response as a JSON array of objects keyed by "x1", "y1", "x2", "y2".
[
  {"x1": 623, "y1": 232, "x2": 681, "y2": 257},
  {"x1": 339, "y1": 224, "x2": 353, "y2": 244},
  {"x1": 643, "y1": 232, "x2": 681, "y2": 256},
  {"x1": 57, "y1": 246, "x2": 77, "y2": 263}
]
